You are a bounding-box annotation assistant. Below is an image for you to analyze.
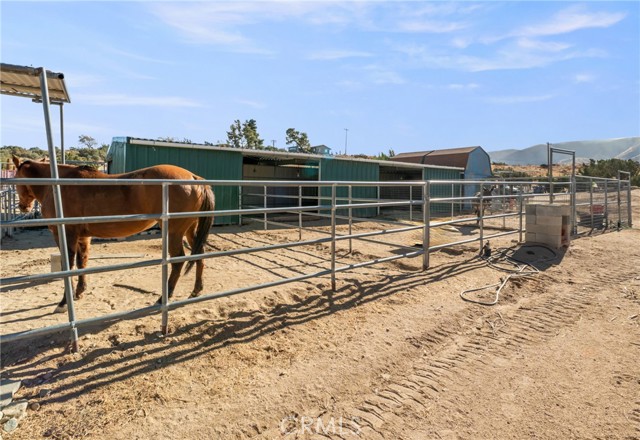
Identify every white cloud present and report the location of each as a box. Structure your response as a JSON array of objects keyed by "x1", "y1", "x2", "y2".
[
  {"x1": 573, "y1": 73, "x2": 596, "y2": 84},
  {"x1": 100, "y1": 45, "x2": 173, "y2": 65},
  {"x1": 364, "y1": 65, "x2": 405, "y2": 85},
  {"x1": 486, "y1": 94, "x2": 555, "y2": 104},
  {"x1": 76, "y1": 94, "x2": 202, "y2": 107},
  {"x1": 516, "y1": 38, "x2": 572, "y2": 53},
  {"x1": 307, "y1": 50, "x2": 373, "y2": 61},
  {"x1": 396, "y1": 19, "x2": 468, "y2": 34},
  {"x1": 236, "y1": 99, "x2": 266, "y2": 109},
  {"x1": 148, "y1": 2, "x2": 355, "y2": 52},
  {"x1": 395, "y1": 39, "x2": 605, "y2": 72},
  {"x1": 447, "y1": 83, "x2": 479, "y2": 90},
  {"x1": 516, "y1": 5, "x2": 626, "y2": 37}
]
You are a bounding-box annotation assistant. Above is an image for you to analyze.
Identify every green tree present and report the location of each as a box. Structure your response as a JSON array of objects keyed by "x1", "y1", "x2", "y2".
[
  {"x1": 285, "y1": 128, "x2": 311, "y2": 153},
  {"x1": 242, "y1": 119, "x2": 264, "y2": 149},
  {"x1": 374, "y1": 148, "x2": 396, "y2": 161},
  {"x1": 226, "y1": 120, "x2": 244, "y2": 148},
  {"x1": 225, "y1": 119, "x2": 264, "y2": 149},
  {"x1": 78, "y1": 134, "x2": 97, "y2": 149},
  {"x1": 579, "y1": 158, "x2": 640, "y2": 186}
]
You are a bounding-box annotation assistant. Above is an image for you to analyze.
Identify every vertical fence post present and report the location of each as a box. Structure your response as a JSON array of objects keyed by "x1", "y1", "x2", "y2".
[
  {"x1": 409, "y1": 185, "x2": 413, "y2": 222},
  {"x1": 479, "y1": 190, "x2": 484, "y2": 252},
  {"x1": 518, "y1": 191, "x2": 523, "y2": 242},
  {"x1": 617, "y1": 172, "x2": 622, "y2": 230},
  {"x1": 604, "y1": 182, "x2": 609, "y2": 229},
  {"x1": 571, "y1": 155, "x2": 576, "y2": 235},
  {"x1": 161, "y1": 182, "x2": 170, "y2": 335},
  {"x1": 298, "y1": 185, "x2": 302, "y2": 241},
  {"x1": 548, "y1": 143, "x2": 554, "y2": 205},
  {"x1": 263, "y1": 185, "x2": 268, "y2": 230},
  {"x1": 589, "y1": 178, "x2": 594, "y2": 229},
  {"x1": 348, "y1": 185, "x2": 353, "y2": 254},
  {"x1": 501, "y1": 184, "x2": 506, "y2": 230},
  {"x1": 39, "y1": 67, "x2": 79, "y2": 353},
  {"x1": 422, "y1": 181, "x2": 430, "y2": 270},
  {"x1": 238, "y1": 185, "x2": 242, "y2": 226},
  {"x1": 10, "y1": 185, "x2": 16, "y2": 236},
  {"x1": 330, "y1": 184, "x2": 337, "y2": 292},
  {"x1": 450, "y1": 183, "x2": 454, "y2": 220},
  {"x1": 628, "y1": 178, "x2": 633, "y2": 228}
]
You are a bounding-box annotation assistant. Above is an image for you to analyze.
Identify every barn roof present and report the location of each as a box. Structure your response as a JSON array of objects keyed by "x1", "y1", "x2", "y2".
[
  {"x1": 391, "y1": 146, "x2": 484, "y2": 169},
  {"x1": 122, "y1": 137, "x2": 464, "y2": 172}
]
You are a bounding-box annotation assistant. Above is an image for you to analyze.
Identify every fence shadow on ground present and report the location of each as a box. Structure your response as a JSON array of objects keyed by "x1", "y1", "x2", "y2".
[
  {"x1": 0, "y1": 238, "x2": 569, "y2": 410},
  {"x1": 0, "y1": 252, "x2": 513, "y2": 404}
]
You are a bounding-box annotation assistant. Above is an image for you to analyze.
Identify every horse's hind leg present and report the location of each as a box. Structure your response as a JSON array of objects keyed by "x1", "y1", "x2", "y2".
[
  {"x1": 75, "y1": 237, "x2": 91, "y2": 300},
  {"x1": 156, "y1": 233, "x2": 186, "y2": 305},
  {"x1": 185, "y1": 222, "x2": 204, "y2": 298}
]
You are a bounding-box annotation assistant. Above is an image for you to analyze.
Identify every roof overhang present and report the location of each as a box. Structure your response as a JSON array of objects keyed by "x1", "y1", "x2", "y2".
[
  {"x1": 1, "y1": 63, "x2": 70, "y2": 103},
  {"x1": 129, "y1": 138, "x2": 464, "y2": 172}
]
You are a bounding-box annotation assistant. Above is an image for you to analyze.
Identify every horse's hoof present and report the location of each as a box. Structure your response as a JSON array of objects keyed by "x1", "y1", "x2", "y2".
[
  {"x1": 54, "y1": 305, "x2": 67, "y2": 314},
  {"x1": 189, "y1": 292, "x2": 200, "y2": 299}
]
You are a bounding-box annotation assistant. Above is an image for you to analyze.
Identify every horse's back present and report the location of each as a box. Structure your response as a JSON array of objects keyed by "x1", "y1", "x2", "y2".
[
  {"x1": 118, "y1": 164, "x2": 200, "y2": 181},
  {"x1": 52, "y1": 164, "x2": 206, "y2": 228}
]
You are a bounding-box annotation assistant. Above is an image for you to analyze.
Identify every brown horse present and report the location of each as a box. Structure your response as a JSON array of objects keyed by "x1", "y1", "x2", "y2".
[{"x1": 12, "y1": 156, "x2": 215, "y2": 313}]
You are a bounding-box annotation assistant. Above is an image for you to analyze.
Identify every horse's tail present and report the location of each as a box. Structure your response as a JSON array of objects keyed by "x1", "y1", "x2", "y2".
[{"x1": 185, "y1": 183, "x2": 215, "y2": 274}]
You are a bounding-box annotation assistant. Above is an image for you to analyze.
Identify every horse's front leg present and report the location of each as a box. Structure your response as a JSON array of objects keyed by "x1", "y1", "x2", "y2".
[
  {"x1": 51, "y1": 228, "x2": 79, "y2": 313},
  {"x1": 75, "y1": 237, "x2": 91, "y2": 300}
]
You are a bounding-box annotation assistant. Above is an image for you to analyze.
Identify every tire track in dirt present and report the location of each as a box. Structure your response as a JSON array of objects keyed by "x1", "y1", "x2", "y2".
[
  {"x1": 585, "y1": 258, "x2": 640, "y2": 286},
  {"x1": 631, "y1": 400, "x2": 640, "y2": 433},
  {"x1": 313, "y1": 280, "x2": 597, "y2": 440}
]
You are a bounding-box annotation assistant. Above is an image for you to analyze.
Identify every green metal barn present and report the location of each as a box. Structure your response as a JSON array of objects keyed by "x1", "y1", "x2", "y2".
[
  {"x1": 108, "y1": 137, "x2": 242, "y2": 224},
  {"x1": 107, "y1": 137, "x2": 463, "y2": 223}
]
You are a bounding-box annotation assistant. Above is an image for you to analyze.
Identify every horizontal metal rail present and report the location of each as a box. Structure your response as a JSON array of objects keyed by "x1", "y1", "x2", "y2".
[{"x1": 1, "y1": 175, "x2": 632, "y2": 349}]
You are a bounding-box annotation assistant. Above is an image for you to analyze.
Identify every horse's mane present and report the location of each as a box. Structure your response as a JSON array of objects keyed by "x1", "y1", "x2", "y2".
[
  {"x1": 59, "y1": 164, "x2": 107, "y2": 178},
  {"x1": 19, "y1": 159, "x2": 106, "y2": 177}
]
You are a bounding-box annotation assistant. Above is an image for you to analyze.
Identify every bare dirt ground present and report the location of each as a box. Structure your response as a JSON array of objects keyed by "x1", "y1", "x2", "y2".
[{"x1": 1, "y1": 191, "x2": 639, "y2": 440}]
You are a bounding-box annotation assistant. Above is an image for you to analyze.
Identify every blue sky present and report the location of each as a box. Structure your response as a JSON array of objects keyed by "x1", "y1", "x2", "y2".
[{"x1": 1, "y1": 1, "x2": 638, "y2": 155}]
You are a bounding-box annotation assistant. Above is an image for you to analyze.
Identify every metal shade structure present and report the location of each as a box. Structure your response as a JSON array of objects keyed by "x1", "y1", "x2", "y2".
[
  {"x1": 1, "y1": 63, "x2": 70, "y2": 163},
  {"x1": 1, "y1": 63, "x2": 70, "y2": 103},
  {"x1": 1, "y1": 63, "x2": 79, "y2": 350}
]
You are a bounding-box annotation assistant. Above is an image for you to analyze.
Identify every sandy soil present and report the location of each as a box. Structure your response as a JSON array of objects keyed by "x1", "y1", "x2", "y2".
[{"x1": 1, "y1": 191, "x2": 639, "y2": 440}]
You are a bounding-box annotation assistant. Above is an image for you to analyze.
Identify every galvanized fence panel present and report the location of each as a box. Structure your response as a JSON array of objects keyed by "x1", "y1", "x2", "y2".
[{"x1": 0, "y1": 175, "x2": 633, "y2": 350}]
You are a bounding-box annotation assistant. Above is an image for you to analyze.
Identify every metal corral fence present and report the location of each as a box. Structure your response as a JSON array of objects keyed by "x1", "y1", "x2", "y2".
[
  {"x1": 574, "y1": 175, "x2": 633, "y2": 232},
  {"x1": 0, "y1": 175, "x2": 633, "y2": 350},
  {"x1": 0, "y1": 161, "x2": 106, "y2": 237},
  {"x1": 1, "y1": 165, "x2": 41, "y2": 237}
]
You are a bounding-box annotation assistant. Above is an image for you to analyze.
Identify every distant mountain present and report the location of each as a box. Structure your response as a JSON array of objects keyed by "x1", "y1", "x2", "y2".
[{"x1": 490, "y1": 137, "x2": 640, "y2": 165}]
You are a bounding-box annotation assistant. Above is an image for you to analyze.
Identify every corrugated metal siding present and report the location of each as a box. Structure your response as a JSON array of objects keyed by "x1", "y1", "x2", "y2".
[
  {"x1": 424, "y1": 167, "x2": 463, "y2": 215},
  {"x1": 462, "y1": 149, "x2": 492, "y2": 210},
  {"x1": 106, "y1": 137, "x2": 128, "y2": 174},
  {"x1": 124, "y1": 142, "x2": 242, "y2": 225},
  {"x1": 320, "y1": 158, "x2": 379, "y2": 217}
]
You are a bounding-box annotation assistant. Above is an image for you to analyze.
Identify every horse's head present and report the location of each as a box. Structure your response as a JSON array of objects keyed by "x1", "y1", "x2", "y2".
[
  {"x1": 479, "y1": 185, "x2": 494, "y2": 196},
  {"x1": 12, "y1": 155, "x2": 39, "y2": 212}
]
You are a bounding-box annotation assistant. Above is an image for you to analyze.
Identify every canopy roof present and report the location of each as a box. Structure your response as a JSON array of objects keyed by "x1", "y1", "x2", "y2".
[{"x1": 0, "y1": 63, "x2": 70, "y2": 103}]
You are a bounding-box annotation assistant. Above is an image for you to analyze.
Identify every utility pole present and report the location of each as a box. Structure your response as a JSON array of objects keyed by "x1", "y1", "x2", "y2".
[
  {"x1": 271, "y1": 139, "x2": 276, "y2": 148},
  {"x1": 344, "y1": 128, "x2": 349, "y2": 155}
]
